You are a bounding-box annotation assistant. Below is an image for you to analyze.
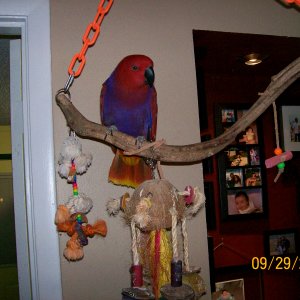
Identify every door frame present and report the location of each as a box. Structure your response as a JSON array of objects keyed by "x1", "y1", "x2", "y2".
[{"x1": 0, "y1": 2, "x2": 62, "y2": 299}]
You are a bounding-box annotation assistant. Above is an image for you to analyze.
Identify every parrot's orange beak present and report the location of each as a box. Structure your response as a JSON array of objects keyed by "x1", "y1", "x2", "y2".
[{"x1": 144, "y1": 66, "x2": 154, "y2": 87}]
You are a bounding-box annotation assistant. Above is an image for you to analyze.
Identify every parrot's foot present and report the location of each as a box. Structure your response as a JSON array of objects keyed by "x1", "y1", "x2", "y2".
[
  {"x1": 136, "y1": 136, "x2": 145, "y2": 148},
  {"x1": 104, "y1": 125, "x2": 118, "y2": 140},
  {"x1": 145, "y1": 157, "x2": 157, "y2": 171}
]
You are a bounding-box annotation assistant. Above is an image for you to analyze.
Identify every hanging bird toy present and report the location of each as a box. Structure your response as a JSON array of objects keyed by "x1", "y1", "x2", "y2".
[
  {"x1": 55, "y1": 132, "x2": 107, "y2": 261},
  {"x1": 55, "y1": 204, "x2": 107, "y2": 261},
  {"x1": 108, "y1": 179, "x2": 206, "y2": 299}
]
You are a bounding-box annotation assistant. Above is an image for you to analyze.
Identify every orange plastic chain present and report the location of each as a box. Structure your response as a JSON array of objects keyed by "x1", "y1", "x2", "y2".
[
  {"x1": 68, "y1": 0, "x2": 114, "y2": 78},
  {"x1": 282, "y1": 0, "x2": 300, "y2": 5}
]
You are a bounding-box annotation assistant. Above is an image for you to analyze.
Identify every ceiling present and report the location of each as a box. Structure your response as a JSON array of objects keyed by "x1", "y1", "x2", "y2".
[{"x1": 193, "y1": 30, "x2": 300, "y2": 79}]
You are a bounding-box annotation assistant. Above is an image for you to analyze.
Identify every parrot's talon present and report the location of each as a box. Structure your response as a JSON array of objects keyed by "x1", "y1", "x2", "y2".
[
  {"x1": 104, "y1": 125, "x2": 118, "y2": 140},
  {"x1": 136, "y1": 136, "x2": 146, "y2": 149},
  {"x1": 145, "y1": 158, "x2": 157, "y2": 172}
]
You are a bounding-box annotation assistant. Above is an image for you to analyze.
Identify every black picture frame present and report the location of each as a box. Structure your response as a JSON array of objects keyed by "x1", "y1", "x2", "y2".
[
  {"x1": 215, "y1": 104, "x2": 267, "y2": 221},
  {"x1": 280, "y1": 106, "x2": 300, "y2": 152},
  {"x1": 204, "y1": 181, "x2": 216, "y2": 230},
  {"x1": 264, "y1": 228, "x2": 299, "y2": 257}
]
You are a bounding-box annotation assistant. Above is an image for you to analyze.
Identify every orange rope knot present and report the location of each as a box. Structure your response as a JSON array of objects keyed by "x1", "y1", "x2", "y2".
[{"x1": 55, "y1": 204, "x2": 107, "y2": 261}]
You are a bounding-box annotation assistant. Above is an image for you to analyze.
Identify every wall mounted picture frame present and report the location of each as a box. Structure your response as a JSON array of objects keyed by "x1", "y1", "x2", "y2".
[
  {"x1": 212, "y1": 265, "x2": 263, "y2": 300},
  {"x1": 212, "y1": 278, "x2": 245, "y2": 300},
  {"x1": 215, "y1": 104, "x2": 267, "y2": 220},
  {"x1": 281, "y1": 105, "x2": 300, "y2": 151},
  {"x1": 264, "y1": 228, "x2": 298, "y2": 257}
]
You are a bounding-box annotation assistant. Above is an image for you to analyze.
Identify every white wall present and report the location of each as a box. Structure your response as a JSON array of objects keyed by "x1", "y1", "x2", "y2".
[{"x1": 51, "y1": 1, "x2": 299, "y2": 299}]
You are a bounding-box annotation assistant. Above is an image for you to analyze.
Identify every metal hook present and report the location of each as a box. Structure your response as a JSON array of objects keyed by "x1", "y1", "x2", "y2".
[{"x1": 64, "y1": 74, "x2": 75, "y2": 93}]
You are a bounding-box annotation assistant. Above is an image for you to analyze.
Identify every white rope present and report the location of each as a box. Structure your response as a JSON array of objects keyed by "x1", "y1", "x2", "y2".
[
  {"x1": 272, "y1": 102, "x2": 280, "y2": 149},
  {"x1": 181, "y1": 217, "x2": 190, "y2": 272},
  {"x1": 272, "y1": 101, "x2": 285, "y2": 182},
  {"x1": 131, "y1": 219, "x2": 139, "y2": 265},
  {"x1": 170, "y1": 200, "x2": 178, "y2": 261},
  {"x1": 136, "y1": 227, "x2": 141, "y2": 249}
]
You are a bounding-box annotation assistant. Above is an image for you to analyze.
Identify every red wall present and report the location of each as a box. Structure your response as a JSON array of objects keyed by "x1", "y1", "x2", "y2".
[{"x1": 201, "y1": 73, "x2": 300, "y2": 298}]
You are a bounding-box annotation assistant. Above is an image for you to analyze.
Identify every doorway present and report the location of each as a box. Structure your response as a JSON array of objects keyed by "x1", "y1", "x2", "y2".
[
  {"x1": 0, "y1": 36, "x2": 31, "y2": 300},
  {"x1": 0, "y1": 12, "x2": 62, "y2": 299}
]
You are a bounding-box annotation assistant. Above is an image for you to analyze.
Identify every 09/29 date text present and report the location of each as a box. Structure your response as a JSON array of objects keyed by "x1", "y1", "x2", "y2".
[{"x1": 252, "y1": 256, "x2": 300, "y2": 270}]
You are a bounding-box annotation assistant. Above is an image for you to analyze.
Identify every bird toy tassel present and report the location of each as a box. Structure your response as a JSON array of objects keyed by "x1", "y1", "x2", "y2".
[{"x1": 149, "y1": 229, "x2": 172, "y2": 299}]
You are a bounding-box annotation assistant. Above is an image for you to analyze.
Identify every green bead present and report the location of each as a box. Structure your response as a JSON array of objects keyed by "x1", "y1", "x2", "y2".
[{"x1": 277, "y1": 162, "x2": 285, "y2": 169}]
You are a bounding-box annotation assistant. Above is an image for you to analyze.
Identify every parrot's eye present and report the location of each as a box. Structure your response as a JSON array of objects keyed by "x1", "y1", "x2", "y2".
[{"x1": 131, "y1": 65, "x2": 139, "y2": 71}]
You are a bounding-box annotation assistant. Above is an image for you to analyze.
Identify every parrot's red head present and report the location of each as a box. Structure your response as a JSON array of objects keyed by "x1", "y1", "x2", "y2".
[{"x1": 113, "y1": 54, "x2": 155, "y2": 92}]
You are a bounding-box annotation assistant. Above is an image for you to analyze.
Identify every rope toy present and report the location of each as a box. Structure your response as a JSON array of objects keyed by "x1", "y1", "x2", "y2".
[
  {"x1": 55, "y1": 131, "x2": 107, "y2": 261},
  {"x1": 109, "y1": 179, "x2": 206, "y2": 299},
  {"x1": 57, "y1": 133, "x2": 92, "y2": 179},
  {"x1": 55, "y1": 205, "x2": 107, "y2": 261},
  {"x1": 264, "y1": 102, "x2": 293, "y2": 182}
]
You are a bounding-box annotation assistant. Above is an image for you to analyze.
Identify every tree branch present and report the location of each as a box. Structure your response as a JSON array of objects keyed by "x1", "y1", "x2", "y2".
[{"x1": 56, "y1": 57, "x2": 300, "y2": 163}]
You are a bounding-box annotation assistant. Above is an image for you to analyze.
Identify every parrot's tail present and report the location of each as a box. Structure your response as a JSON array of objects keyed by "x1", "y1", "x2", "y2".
[{"x1": 108, "y1": 149, "x2": 153, "y2": 188}]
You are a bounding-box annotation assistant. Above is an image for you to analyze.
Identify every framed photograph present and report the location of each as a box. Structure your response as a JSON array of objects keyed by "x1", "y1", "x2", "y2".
[
  {"x1": 213, "y1": 265, "x2": 262, "y2": 299},
  {"x1": 222, "y1": 109, "x2": 236, "y2": 123},
  {"x1": 225, "y1": 147, "x2": 248, "y2": 167},
  {"x1": 281, "y1": 106, "x2": 300, "y2": 151},
  {"x1": 215, "y1": 104, "x2": 267, "y2": 220},
  {"x1": 264, "y1": 228, "x2": 298, "y2": 257},
  {"x1": 227, "y1": 189, "x2": 263, "y2": 216},
  {"x1": 226, "y1": 168, "x2": 243, "y2": 188},
  {"x1": 212, "y1": 278, "x2": 245, "y2": 300},
  {"x1": 244, "y1": 168, "x2": 262, "y2": 187}
]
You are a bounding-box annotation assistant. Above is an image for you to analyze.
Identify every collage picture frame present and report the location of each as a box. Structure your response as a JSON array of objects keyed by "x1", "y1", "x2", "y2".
[{"x1": 216, "y1": 105, "x2": 267, "y2": 220}]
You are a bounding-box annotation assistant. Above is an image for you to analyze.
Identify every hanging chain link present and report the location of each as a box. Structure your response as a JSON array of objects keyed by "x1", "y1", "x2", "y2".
[{"x1": 62, "y1": 0, "x2": 113, "y2": 93}]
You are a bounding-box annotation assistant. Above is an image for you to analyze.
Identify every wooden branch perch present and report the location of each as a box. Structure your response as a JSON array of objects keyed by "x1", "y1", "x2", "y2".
[{"x1": 56, "y1": 57, "x2": 300, "y2": 163}]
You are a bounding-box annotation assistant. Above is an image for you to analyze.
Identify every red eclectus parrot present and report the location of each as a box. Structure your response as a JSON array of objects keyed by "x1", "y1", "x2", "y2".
[{"x1": 100, "y1": 55, "x2": 157, "y2": 188}]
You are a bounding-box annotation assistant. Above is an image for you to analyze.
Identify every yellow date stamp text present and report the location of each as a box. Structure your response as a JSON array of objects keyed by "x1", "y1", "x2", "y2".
[{"x1": 252, "y1": 256, "x2": 300, "y2": 270}]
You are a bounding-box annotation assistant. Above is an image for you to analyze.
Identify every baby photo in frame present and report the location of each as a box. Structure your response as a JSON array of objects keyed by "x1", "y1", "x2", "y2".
[
  {"x1": 227, "y1": 189, "x2": 263, "y2": 216},
  {"x1": 236, "y1": 110, "x2": 259, "y2": 145}
]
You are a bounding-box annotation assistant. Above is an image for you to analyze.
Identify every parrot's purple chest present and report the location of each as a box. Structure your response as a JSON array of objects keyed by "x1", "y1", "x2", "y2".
[{"x1": 102, "y1": 81, "x2": 153, "y2": 139}]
